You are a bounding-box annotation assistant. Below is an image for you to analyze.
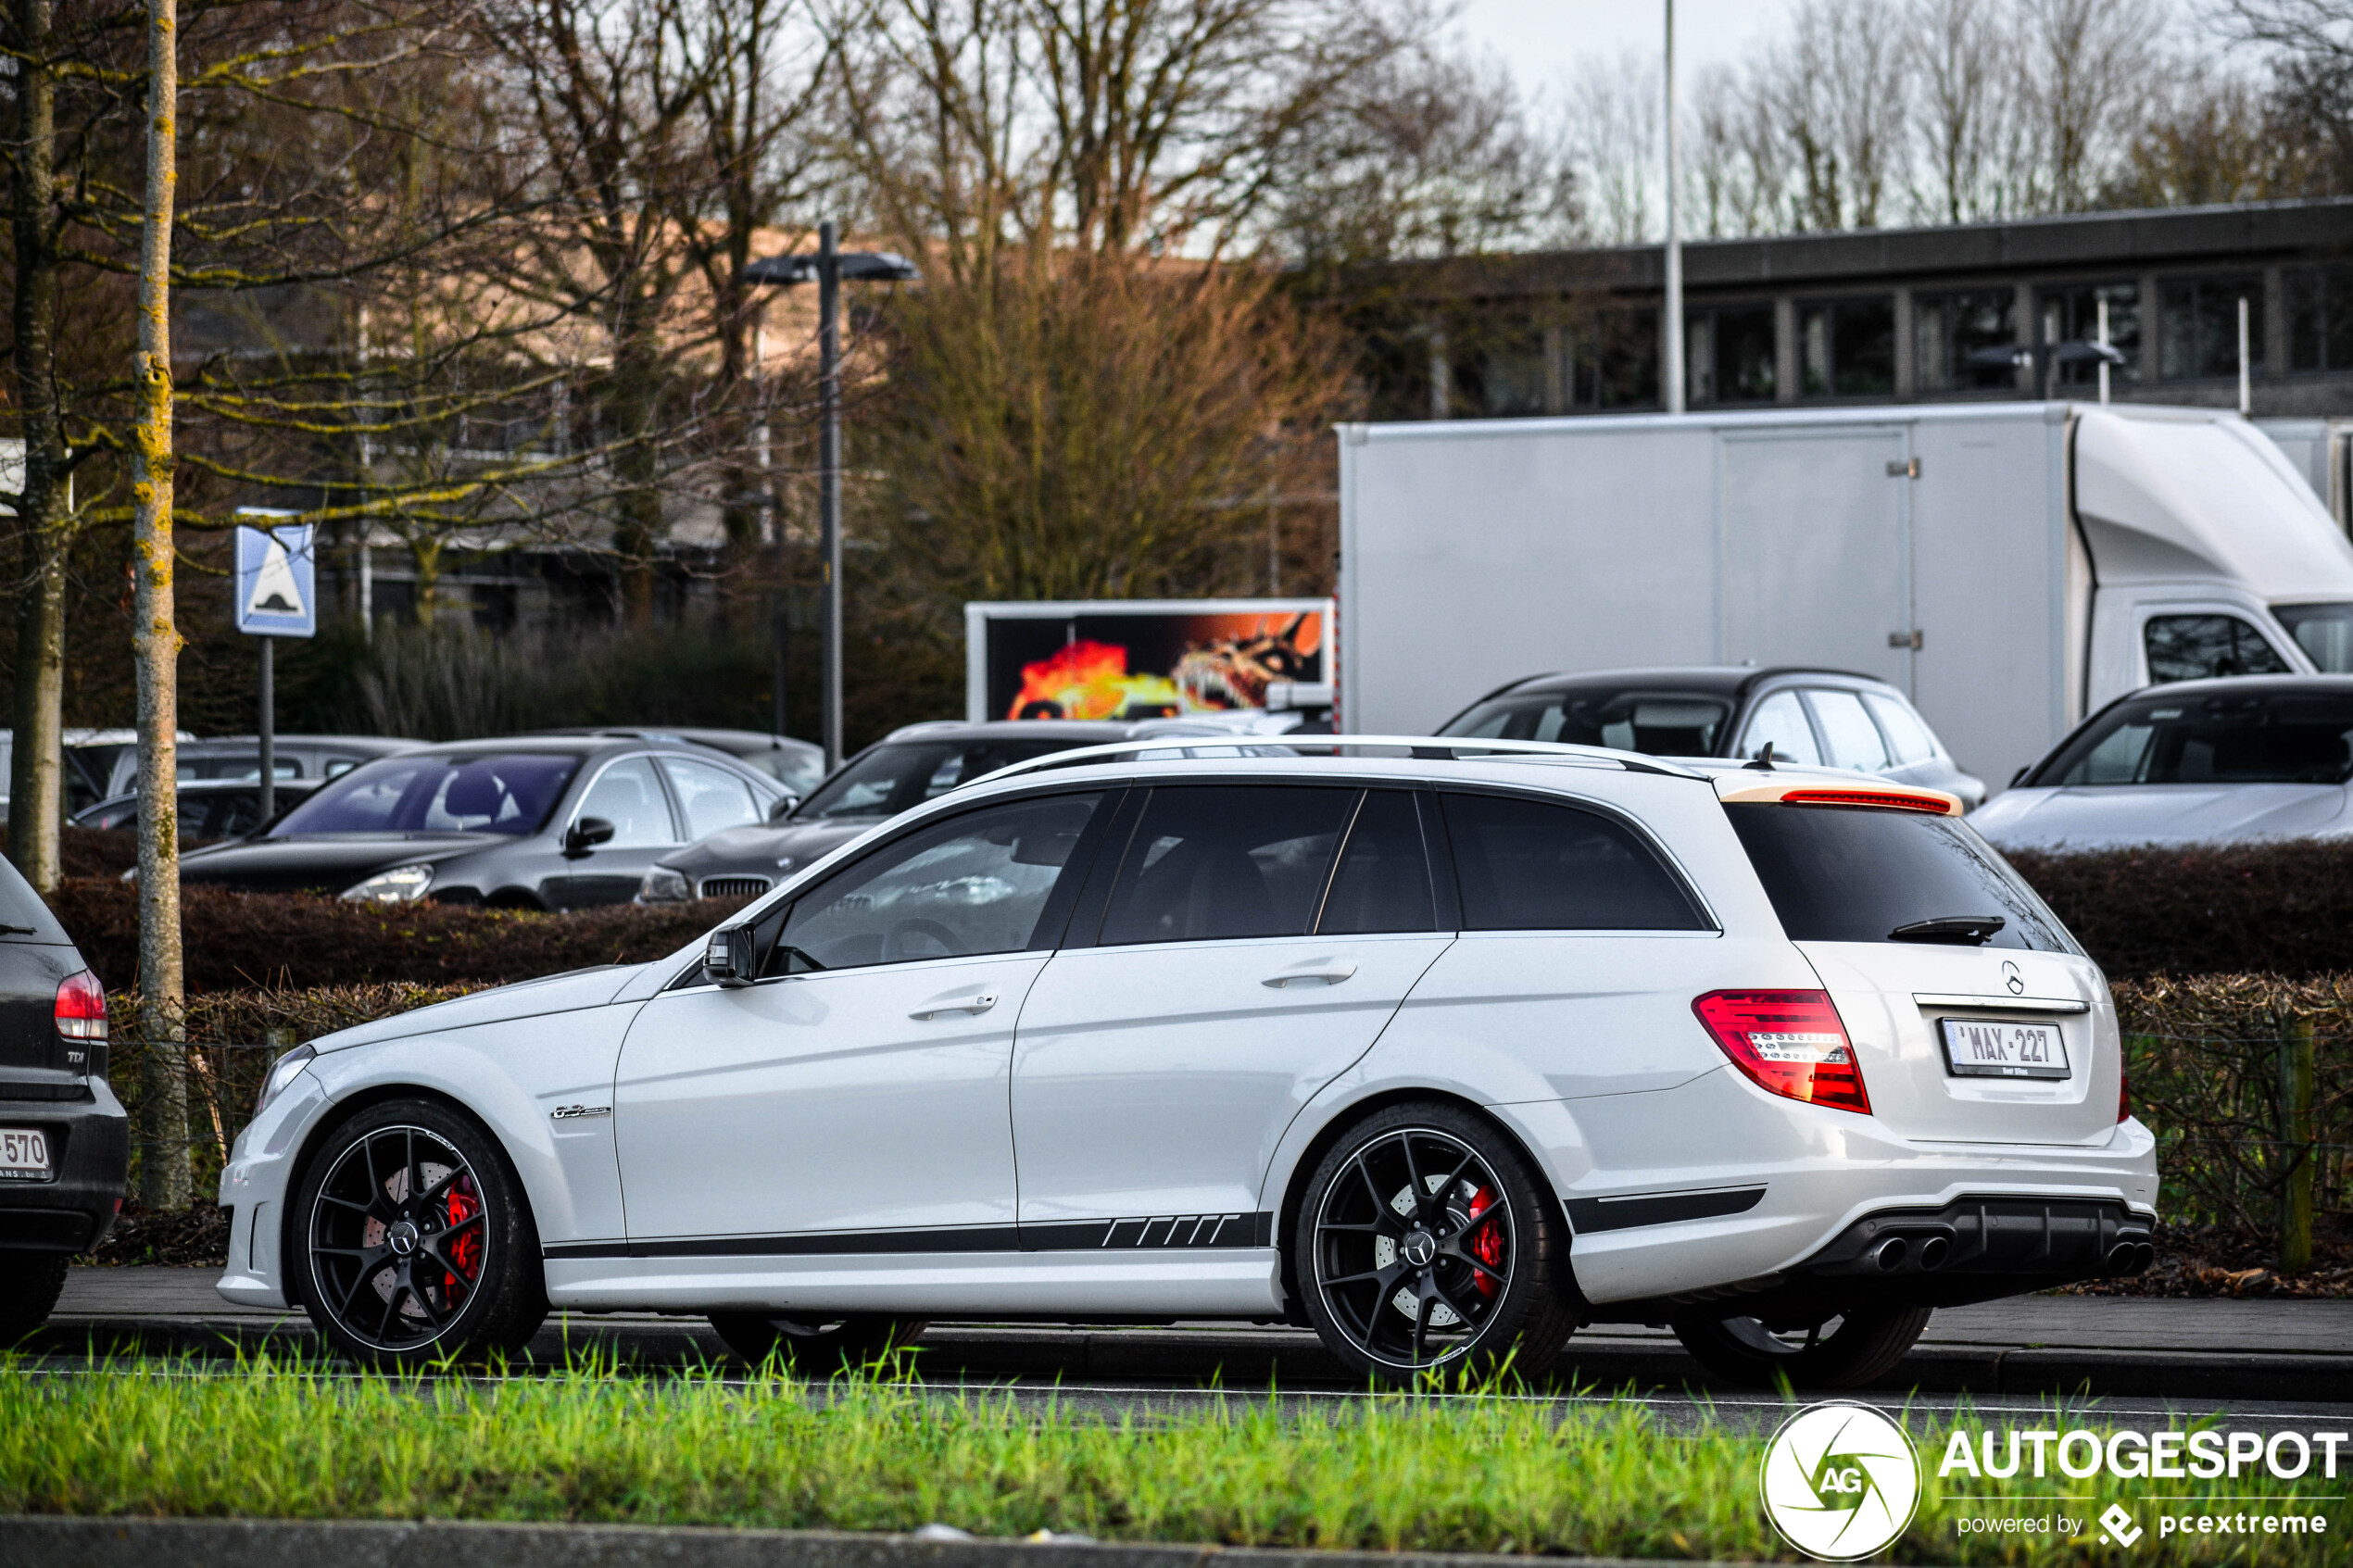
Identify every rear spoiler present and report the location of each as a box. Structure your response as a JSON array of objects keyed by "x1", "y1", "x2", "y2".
[{"x1": 1714, "y1": 776, "x2": 1962, "y2": 815}]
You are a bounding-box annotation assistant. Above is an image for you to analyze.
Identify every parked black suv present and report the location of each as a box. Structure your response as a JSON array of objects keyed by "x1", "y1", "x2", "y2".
[{"x1": 0, "y1": 855, "x2": 125, "y2": 1337}]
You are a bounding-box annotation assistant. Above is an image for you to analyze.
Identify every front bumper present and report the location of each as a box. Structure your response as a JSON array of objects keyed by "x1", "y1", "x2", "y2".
[{"x1": 0, "y1": 1081, "x2": 129, "y2": 1253}]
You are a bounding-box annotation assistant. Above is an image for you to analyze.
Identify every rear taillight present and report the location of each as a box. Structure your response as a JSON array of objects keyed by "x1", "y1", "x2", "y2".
[
  {"x1": 1692, "y1": 989, "x2": 1870, "y2": 1114},
  {"x1": 2118, "y1": 1070, "x2": 2131, "y2": 1124},
  {"x1": 56, "y1": 970, "x2": 107, "y2": 1042}
]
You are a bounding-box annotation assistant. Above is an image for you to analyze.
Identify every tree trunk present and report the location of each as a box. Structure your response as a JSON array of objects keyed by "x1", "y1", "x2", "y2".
[
  {"x1": 6, "y1": 0, "x2": 66, "y2": 895},
  {"x1": 132, "y1": 0, "x2": 188, "y2": 1210}
]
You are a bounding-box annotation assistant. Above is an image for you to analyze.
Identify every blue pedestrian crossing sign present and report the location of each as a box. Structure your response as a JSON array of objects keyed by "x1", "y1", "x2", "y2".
[{"x1": 233, "y1": 517, "x2": 317, "y2": 638}]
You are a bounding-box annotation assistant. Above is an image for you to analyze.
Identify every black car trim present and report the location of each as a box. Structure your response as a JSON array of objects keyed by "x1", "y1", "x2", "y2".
[
  {"x1": 542, "y1": 1211, "x2": 1278, "y2": 1261},
  {"x1": 1565, "y1": 1185, "x2": 1766, "y2": 1234}
]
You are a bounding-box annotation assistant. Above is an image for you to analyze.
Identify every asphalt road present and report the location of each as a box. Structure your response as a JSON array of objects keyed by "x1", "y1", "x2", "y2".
[{"x1": 29, "y1": 1267, "x2": 2353, "y2": 1435}]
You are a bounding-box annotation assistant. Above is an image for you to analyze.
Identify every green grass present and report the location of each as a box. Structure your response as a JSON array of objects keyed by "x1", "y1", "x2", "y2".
[{"x1": 0, "y1": 1351, "x2": 2343, "y2": 1563}]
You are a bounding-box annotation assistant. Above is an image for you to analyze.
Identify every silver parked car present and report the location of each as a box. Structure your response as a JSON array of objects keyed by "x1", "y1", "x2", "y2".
[
  {"x1": 1435, "y1": 667, "x2": 1987, "y2": 809},
  {"x1": 1970, "y1": 675, "x2": 2353, "y2": 853},
  {"x1": 639, "y1": 719, "x2": 1232, "y2": 904}
]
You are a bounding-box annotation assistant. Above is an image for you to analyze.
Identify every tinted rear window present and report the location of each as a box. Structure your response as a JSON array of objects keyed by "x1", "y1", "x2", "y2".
[
  {"x1": 1726, "y1": 803, "x2": 2075, "y2": 951},
  {"x1": 1441, "y1": 792, "x2": 1706, "y2": 931},
  {"x1": 1100, "y1": 785, "x2": 1353, "y2": 945},
  {"x1": 0, "y1": 857, "x2": 69, "y2": 944}
]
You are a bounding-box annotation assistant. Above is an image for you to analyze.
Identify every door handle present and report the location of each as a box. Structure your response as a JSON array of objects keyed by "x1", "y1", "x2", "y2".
[
  {"x1": 910, "y1": 991, "x2": 999, "y2": 1020},
  {"x1": 1262, "y1": 960, "x2": 1357, "y2": 988}
]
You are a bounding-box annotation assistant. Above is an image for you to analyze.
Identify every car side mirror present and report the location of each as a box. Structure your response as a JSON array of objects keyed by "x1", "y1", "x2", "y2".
[
  {"x1": 704, "y1": 924, "x2": 756, "y2": 987},
  {"x1": 768, "y1": 792, "x2": 799, "y2": 822},
  {"x1": 563, "y1": 816, "x2": 616, "y2": 857}
]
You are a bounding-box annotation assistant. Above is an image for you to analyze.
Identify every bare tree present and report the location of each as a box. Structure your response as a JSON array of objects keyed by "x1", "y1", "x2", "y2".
[
  {"x1": 1561, "y1": 45, "x2": 1657, "y2": 244},
  {"x1": 2217, "y1": 0, "x2": 2353, "y2": 191},
  {"x1": 2022, "y1": 0, "x2": 2163, "y2": 210},
  {"x1": 1906, "y1": 0, "x2": 2032, "y2": 222},
  {"x1": 1687, "y1": 61, "x2": 1792, "y2": 237},
  {"x1": 1764, "y1": 0, "x2": 1912, "y2": 231},
  {"x1": 131, "y1": 0, "x2": 186, "y2": 1208}
]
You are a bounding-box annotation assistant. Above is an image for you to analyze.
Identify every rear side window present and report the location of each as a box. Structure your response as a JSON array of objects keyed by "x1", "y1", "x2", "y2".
[
  {"x1": 1806, "y1": 690, "x2": 1892, "y2": 771},
  {"x1": 1100, "y1": 785, "x2": 1353, "y2": 945},
  {"x1": 1440, "y1": 792, "x2": 1706, "y2": 932},
  {"x1": 1738, "y1": 690, "x2": 1821, "y2": 765},
  {"x1": 1726, "y1": 803, "x2": 2075, "y2": 952},
  {"x1": 2033, "y1": 690, "x2": 2353, "y2": 786},
  {"x1": 1319, "y1": 790, "x2": 1437, "y2": 935},
  {"x1": 1863, "y1": 694, "x2": 1938, "y2": 763}
]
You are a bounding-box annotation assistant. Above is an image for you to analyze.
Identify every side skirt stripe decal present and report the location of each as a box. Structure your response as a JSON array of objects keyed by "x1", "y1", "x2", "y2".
[
  {"x1": 546, "y1": 1210, "x2": 1277, "y2": 1261},
  {"x1": 1565, "y1": 1185, "x2": 1766, "y2": 1234}
]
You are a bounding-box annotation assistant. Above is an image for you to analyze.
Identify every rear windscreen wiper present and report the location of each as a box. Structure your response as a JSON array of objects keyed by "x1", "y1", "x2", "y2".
[{"x1": 1889, "y1": 915, "x2": 2007, "y2": 946}]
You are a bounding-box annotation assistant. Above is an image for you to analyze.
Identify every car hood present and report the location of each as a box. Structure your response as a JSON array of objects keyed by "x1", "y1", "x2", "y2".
[
  {"x1": 312, "y1": 964, "x2": 640, "y2": 1055},
  {"x1": 662, "y1": 817, "x2": 879, "y2": 878},
  {"x1": 178, "y1": 834, "x2": 512, "y2": 895},
  {"x1": 1971, "y1": 783, "x2": 2352, "y2": 853}
]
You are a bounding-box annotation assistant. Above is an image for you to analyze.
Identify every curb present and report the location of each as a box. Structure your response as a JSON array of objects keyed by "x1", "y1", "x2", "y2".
[
  {"x1": 0, "y1": 1518, "x2": 1709, "y2": 1568},
  {"x1": 29, "y1": 1316, "x2": 2353, "y2": 1403}
]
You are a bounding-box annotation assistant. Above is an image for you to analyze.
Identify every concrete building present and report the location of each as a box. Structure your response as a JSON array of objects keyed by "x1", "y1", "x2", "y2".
[{"x1": 1407, "y1": 197, "x2": 2353, "y2": 428}]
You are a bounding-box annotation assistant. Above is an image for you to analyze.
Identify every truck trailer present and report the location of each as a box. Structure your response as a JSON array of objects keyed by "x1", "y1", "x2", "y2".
[{"x1": 1337, "y1": 401, "x2": 2353, "y2": 790}]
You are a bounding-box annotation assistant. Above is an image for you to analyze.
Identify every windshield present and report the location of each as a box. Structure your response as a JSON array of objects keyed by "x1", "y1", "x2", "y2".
[
  {"x1": 2030, "y1": 689, "x2": 2353, "y2": 787},
  {"x1": 1727, "y1": 804, "x2": 2076, "y2": 951},
  {"x1": 794, "y1": 738, "x2": 1093, "y2": 822},
  {"x1": 2274, "y1": 603, "x2": 2353, "y2": 673},
  {"x1": 270, "y1": 753, "x2": 579, "y2": 836},
  {"x1": 1439, "y1": 687, "x2": 1731, "y2": 755}
]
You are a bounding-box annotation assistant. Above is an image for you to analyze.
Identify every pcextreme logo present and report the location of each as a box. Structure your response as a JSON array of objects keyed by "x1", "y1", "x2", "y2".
[{"x1": 1759, "y1": 1400, "x2": 1923, "y2": 1561}]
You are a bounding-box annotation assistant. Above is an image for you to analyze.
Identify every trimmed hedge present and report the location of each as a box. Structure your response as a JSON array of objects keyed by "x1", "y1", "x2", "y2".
[
  {"x1": 2009, "y1": 839, "x2": 2353, "y2": 978},
  {"x1": 47, "y1": 879, "x2": 749, "y2": 993}
]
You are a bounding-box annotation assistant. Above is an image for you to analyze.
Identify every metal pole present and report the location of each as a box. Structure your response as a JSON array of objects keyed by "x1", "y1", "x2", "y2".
[
  {"x1": 2237, "y1": 295, "x2": 2252, "y2": 417},
  {"x1": 257, "y1": 636, "x2": 274, "y2": 823},
  {"x1": 1662, "y1": 0, "x2": 1684, "y2": 415},
  {"x1": 819, "y1": 220, "x2": 843, "y2": 771},
  {"x1": 2096, "y1": 298, "x2": 2111, "y2": 406}
]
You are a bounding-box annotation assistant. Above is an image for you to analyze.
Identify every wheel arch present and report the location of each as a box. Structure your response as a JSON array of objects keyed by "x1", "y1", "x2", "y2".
[{"x1": 1268, "y1": 1086, "x2": 1583, "y2": 1323}]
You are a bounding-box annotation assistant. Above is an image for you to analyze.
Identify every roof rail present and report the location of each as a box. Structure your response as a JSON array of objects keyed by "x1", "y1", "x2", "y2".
[{"x1": 959, "y1": 734, "x2": 1707, "y2": 792}]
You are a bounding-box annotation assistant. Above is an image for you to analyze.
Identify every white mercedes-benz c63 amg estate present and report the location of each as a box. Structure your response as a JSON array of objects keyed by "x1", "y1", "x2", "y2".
[{"x1": 217, "y1": 738, "x2": 2158, "y2": 1387}]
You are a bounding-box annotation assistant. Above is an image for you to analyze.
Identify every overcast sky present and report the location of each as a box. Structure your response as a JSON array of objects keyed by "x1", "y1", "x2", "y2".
[{"x1": 1445, "y1": 0, "x2": 1800, "y2": 103}]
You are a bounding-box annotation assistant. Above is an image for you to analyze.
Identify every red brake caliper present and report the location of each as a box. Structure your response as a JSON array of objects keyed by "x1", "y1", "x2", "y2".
[
  {"x1": 442, "y1": 1179, "x2": 483, "y2": 1299},
  {"x1": 1466, "y1": 1185, "x2": 1504, "y2": 1298}
]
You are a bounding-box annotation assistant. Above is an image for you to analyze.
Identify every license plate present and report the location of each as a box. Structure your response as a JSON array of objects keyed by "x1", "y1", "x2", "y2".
[
  {"x1": 0, "y1": 1127, "x2": 52, "y2": 1181},
  {"x1": 1939, "y1": 1019, "x2": 2071, "y2": 1080}
]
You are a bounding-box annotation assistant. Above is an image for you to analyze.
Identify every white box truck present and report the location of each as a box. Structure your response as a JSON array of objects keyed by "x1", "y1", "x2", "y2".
[
  {"x1": 1338, "y1": 401, "x2": 2353, "y2": 790},
  {"x1": 2259, "y1": 417, "x2": 2352, "y2": 529}
]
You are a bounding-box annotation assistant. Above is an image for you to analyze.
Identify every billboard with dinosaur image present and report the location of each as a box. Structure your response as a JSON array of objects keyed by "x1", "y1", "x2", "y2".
[{"x1": 964, "y1": 600, "x2": 1335, "y2": 722}]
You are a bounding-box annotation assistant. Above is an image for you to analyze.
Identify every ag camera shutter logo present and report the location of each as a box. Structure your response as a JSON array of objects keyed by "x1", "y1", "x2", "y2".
[{"x1": 1759, "y1": 1400, "x2": 1922, "y2": 1561}]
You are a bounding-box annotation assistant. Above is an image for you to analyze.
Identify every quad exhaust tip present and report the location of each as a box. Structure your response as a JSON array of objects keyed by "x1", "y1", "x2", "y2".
[
  {"x1": 1916, "y1": 1235, "x2": 1950, "y2": 1272},
  {"x1": 1871, "y1": 1236, "x2": 1909, "y2": 1273},
  {"x1": 2108, "y1": 1239, "x2": 2156, "y2": 1275}
]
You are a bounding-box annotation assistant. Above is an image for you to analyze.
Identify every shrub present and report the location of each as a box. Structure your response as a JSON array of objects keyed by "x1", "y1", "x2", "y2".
[
  {"x1": 2009, "y1": 839, "x2": 2353, "y2": 978},
  {"x1": 46, "y1": 878, "x2": 748, "y2": 993}
]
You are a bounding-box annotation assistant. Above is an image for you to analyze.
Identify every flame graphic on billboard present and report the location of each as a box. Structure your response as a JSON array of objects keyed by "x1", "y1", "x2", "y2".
[{"x1": 1008, "y1": 640, "x2": 1182, "y2": 721}]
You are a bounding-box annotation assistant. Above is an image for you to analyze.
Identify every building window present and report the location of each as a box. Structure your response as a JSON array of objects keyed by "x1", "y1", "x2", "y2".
[
  {"x1": 2158, "y1": 275, "x2": 2263, "y2": 381},
  {"x1": 1453, "y1": 326, "x2": 1549, "y2": 418},
  {"x1": 1913, "y1": 290, "x2": 2017, "y2": 392},
  {"x1": 1687, "y1": 305, "x2": 1776, "y2": 404},
  {"x1": 2037, "y1": 282, "x2": 2140, "y2": 386},
  {"x1": 1799, "y1": 297, "x2": 1894, "y2": 396},
  {"x1": 2287, "y1": 268, "x2": 2353, "y2": 373},
  {"x1": 1560, "y1": 307, "x2": 1658, "y2": 410}
]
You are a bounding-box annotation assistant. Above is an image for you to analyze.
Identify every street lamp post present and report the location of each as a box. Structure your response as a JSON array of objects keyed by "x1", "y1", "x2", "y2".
[{"x1": 741, "y1": 225, "x2": 919, "y2": 772}]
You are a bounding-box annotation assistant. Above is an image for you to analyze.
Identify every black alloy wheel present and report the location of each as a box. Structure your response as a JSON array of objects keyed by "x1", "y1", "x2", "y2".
[
  {"x1": 1670, "y1": 1303, "x2": 1931, "y2": 1389},
  {"x1": 706, "y1": 1312, "x2": 928, "y2": 1371},
  {"x1": 295, "y1": 1099, "x2": 546, "y2": 1366},
  {"x1": 1296, "y1": 1101, "x2": 1576, "y2": 1386}
]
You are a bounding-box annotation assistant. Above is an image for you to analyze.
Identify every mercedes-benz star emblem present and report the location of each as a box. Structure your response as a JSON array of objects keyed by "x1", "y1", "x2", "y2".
[
  {"x1": 2001, "y1": 960, "x2": 2024, "y2": 995},
  {"x1": 387, "y1": 1220, "x2": 420, "y2": 1256},
  {"x1": 1402, "y1": 1230, "x2": 1438, "y2": 1266}
]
